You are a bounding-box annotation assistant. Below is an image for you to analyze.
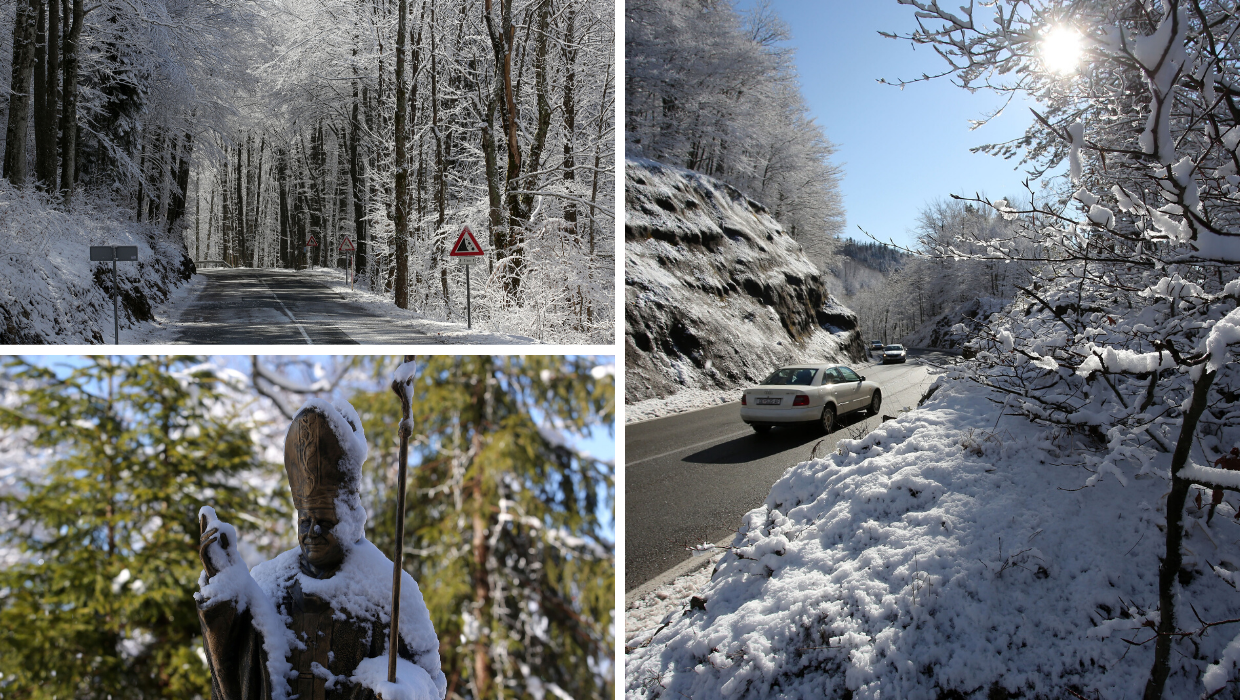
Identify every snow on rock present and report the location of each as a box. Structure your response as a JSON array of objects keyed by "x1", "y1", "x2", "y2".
[
  {"x1": 625, "y1": 378, "x2": 1240, "y2": 699},
  {"x1": 625, "y1": 157, "x2": 863, "y2": 404},
  {"x1": 0, "y1": 183, "x2": 194, "y2": 343}
]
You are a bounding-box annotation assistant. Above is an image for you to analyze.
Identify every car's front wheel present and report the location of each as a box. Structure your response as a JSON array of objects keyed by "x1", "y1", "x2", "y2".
[
  {"x1": 752, "y1": 424, "x2": 771, "y2": 435},
  {"x1": 820, "y1": 405, "x2": 836, "y2": 434},
  {"x1": 868, "y1": 390, "x2": 882, "y2": 416}
]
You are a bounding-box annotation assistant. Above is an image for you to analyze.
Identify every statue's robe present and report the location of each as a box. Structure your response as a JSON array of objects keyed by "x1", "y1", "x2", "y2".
[{"x1": 198, "y1": 576, "x2": 420, "y2": 700}]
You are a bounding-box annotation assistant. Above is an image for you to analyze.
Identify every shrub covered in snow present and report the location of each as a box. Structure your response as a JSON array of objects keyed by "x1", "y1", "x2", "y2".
[
  {"x1": 0, "y1": 183, "x2": 193, "y2": 343},
  {"x1": 626, "y1": 378, "x2": 1240, "y2": 699}
]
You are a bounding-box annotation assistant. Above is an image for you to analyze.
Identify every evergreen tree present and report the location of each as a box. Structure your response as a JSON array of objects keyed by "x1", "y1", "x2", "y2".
[
  {"x1": 0, "y1": 356, "x2": 285, "y2": 698},
  {"x1": 351, "y1": 356, "x2": 614, "y2": 700}
]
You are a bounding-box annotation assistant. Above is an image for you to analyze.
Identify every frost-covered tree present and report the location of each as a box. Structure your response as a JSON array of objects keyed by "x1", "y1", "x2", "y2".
[
  {"x1": 0, "y1": 356, "x2": 286, "y2": 698},
  {"x1": 351, "y1": 356, "x2": 615, "y2": 700},
  {"x1": 887, "y1": 1, "x2": 1240, "y2": 696},
  {"x1": 626, "y1": 0, "x2": 845, "y2": 265}
]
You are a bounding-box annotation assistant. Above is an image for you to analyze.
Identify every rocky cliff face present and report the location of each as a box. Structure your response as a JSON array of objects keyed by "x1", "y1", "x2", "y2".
[{"x1": 626, "y1": 158, "x2": 863, "y2": 403}]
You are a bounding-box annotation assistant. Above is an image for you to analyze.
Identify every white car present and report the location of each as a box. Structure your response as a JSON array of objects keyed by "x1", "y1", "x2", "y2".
[
  {"x1": 740, "y1": 364, "x2": 882, "y2": 434},
  {"x1": 882, "y1": 344, "x2": 907, "y2": 364}
]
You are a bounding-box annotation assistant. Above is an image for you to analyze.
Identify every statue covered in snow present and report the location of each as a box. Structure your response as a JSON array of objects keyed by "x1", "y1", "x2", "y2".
[{"x1": 195, "y1": 399, "x2": 446, "y2": 700}]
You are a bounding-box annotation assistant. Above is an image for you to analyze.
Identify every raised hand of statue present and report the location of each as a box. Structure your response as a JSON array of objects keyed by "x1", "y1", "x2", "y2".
[{"x1": 199, "y1": 512, "x2": 230, "y2": 579}]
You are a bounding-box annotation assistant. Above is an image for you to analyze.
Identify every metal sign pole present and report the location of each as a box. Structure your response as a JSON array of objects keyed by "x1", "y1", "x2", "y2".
[
  {"x1": 466, "y1": 264, "x2": 471, "y2": 330},
  {"x1": 112, "y1": 254, "x2": 119, "y2": 345}
]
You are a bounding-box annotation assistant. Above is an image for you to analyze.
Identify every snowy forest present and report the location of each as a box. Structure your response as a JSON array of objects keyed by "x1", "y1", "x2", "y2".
[
  {"x1": 0, "y1": 355, "x2": 615, "y2": 699},
  {"x1": 0, "y1": 0, "x2": 614, "y2": 342},
  {"x1": 628, "y1": 1, "x2": 1240, "y2": 698},
  {"x1": 625, "y1": 0, "x2": 844, "y2": 269}
]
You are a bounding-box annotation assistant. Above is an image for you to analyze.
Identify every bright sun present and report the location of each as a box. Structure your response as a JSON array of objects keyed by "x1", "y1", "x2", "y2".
[{"x1": 1042, "y1": 26, "x2": 1083, "y2": 74}]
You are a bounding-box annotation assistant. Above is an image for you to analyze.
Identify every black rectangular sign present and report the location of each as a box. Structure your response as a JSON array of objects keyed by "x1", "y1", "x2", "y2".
[
  {"x1": 89, "y1": 246, "x2": 115, "y2": 262},
  {"x1": 114, "y1": 246, "x2": 138, "y2": 261}
]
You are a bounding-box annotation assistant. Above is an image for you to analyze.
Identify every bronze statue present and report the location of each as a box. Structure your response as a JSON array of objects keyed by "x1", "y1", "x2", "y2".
[{"x1": 195, "y1": 401, "x2": 446, "y2": 700}]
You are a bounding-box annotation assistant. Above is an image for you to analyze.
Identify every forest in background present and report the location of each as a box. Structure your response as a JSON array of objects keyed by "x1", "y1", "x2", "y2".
[
  {"x1": 0, "y1": 355, "x2": 615, "y2": 699},
  {"x1": 0, "y1": 0, "x2": 614, "y2": 342},
  {"x1": 625, "y1": 0, "x2": 844, "y2": 269}
]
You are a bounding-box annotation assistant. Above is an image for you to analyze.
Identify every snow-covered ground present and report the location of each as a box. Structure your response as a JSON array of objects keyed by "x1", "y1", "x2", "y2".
[
  {"x1": 625, "y1": 376, "x2": 1240, "y2": 699},
  {"x1": 625, "y1": 387, "x2": 739, "y2": 424},
  {"x1": 0, "y1": 183, "x2": 193, "y2": 344}
]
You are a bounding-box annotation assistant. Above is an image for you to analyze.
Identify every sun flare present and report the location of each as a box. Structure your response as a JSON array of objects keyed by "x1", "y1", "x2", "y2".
[{"x1": 1042, "y1": 26, "x2": 1083, "y2": 74}]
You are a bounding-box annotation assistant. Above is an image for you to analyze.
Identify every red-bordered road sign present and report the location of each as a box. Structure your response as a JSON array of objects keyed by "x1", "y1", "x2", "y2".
[
  {"x1": 306, "y1": 235, "x2": 319, "y2": 247},
  {"x1": 339, "y1": 236, "x2": 355, "y2": 252},
  {"x1": 449, "y1": 226, "x2": 484, "y2": 256}
]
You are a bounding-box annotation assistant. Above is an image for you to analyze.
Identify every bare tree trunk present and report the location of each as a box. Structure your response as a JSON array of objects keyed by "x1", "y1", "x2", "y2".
[
  {"x1": 254, "y1": 136, "x2": 264, "y2": 266},
  {"x1": 58, "y1": 0, "x2": 81, "y2": 206},
  {"x1": 471, "y1": 467, "x2": 492, "y2": 700},
  {"x1": 236, "y1": 141, "x2": 246, "y2": 267},
  {"x1": 1144, "y1": 369, "x2": 1219, "y2": 700},
  {"x1": 5, "y1": 0, "x2": 39, "y2": 187},
  {"x1": 482, "y1": 92, "x2": 502, "y2": 280},
  {"x1": 350, "y1": 67, "x2": 367, "y2": 279},
  {"x1": 34, "y1": 0, "x2": 59, "y2": 191},
  {"x1": 392, "y1": 0, "x2": 411, "y2": 308},
  {"x1": 561, "y1": 4, "x2": 577, "y2": 229},
  {"x1": 484, "y1": 0, "x2": 525, "y2": 298}
]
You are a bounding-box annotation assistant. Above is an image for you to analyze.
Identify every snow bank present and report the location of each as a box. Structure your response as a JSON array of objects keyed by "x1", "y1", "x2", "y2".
[
  {"x1": 625, "y1": 158, "x2": 863, "y2": 404},
  {"x1": 0, "y1": 183, "x2": 194, "y2": 343},
  {"x1": 626, "y1": 378, "x2": 1240, "y2": 699}
]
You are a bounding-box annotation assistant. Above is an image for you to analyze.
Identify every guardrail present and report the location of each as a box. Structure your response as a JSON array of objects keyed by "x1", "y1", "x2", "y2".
[{"x1": 196, "y1": 260, "x2": 233, "y2": 269}]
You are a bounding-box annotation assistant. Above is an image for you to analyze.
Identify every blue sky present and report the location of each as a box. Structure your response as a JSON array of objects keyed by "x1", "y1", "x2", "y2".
[{"x1": 739, "y1": 1, "x2": 1059, "y2": 250}]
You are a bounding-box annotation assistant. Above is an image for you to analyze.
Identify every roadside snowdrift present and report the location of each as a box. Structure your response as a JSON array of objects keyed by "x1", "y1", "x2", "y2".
[
  {"x1": 626, "y1": 377, "x2": 1240, "y2": 699},
  {"x1": 0, "y1": 184, "x2": 193, "y2": 343},
  {"x1": 625, "y1": 158, "x2": 863, "y2": 404}
]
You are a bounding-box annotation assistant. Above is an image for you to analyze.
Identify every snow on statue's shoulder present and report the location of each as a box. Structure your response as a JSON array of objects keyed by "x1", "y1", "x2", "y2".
[{"x1": 352, "y1": 655, "x2": 439, "y2": 700}]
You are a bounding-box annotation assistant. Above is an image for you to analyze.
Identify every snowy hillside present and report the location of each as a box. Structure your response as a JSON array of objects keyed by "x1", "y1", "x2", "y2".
[
  {"x1": 0, "y1": 185, "x2": 193, "y2": 343},
  {"x1": 626, "y1": 376, "x2": 1240, "y2": 699},
  {"x1": 625, "y1": 158, "x2": 863, "y2": 404}
]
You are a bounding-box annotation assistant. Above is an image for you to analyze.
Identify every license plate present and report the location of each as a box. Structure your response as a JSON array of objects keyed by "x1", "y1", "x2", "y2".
[{"x1": 755, "y1": 397, "x2": 781, "y2": 405}]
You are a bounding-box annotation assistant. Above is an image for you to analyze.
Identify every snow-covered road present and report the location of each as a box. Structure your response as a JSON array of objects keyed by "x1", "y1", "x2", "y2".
[
  {"x1": 143, "y1": 268, "x2": 534, "y2": 345},
  {"x1": 625, "y1": 351, "x2": 947, "y2": 592}
]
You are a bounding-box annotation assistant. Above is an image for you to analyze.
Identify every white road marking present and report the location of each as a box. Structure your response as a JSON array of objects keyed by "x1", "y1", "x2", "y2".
[
  {"x1": 258, "y1": 276, "x2": 312, "y2": 344},
  {"x1": 628, "y1": 427, "x2": 756, "y2": 467}
]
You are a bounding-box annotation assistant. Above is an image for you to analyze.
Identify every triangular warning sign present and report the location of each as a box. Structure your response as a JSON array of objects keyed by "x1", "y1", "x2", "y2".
[
  {"x1": 338, "y1": 236, "x2": 355, "y2": 252},
  {"x1": 306, "y1": 234, "x2": 319, "y2": 247},
  {"x1": 449, "y1": 226, "x2": 485, "y2": 256}
]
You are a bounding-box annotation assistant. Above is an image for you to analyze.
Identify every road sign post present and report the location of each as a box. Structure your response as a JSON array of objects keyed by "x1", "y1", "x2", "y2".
[
  {"x1": 89, "y1": 245, "x2": 138, "y2": 345},
  {"x1": 305, "y1": 234, "x2": 319, "y2": 269},
  {"x1": 449, "y1": 226, "x2": 485, "y2": 329},
  {"x1": 338, "y1": 236, "x2": 356, "y2": 289}
]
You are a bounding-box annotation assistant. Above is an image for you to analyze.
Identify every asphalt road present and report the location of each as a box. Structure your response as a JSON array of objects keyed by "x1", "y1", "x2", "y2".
[
  {"x1": 625, "y1": 350, "x2": 952, "y2": 591},
  {"x1": 172, "y1": 268, "x2": 445, "y2": 344}
]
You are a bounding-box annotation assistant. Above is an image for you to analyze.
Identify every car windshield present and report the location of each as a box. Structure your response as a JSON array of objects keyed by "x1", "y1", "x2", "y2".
[
  {"x1": 762, "y1": 368, "x2": 817, "y2": 386},
  {"x1": 885, "y1": 345, "x2": 903, "y2": 351}
]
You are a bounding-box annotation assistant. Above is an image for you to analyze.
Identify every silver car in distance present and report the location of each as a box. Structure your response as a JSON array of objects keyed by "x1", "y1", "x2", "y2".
[
  {"x1": 740, "y1": 364, "x2": 882, "y2": 435},
  {"x1": 882, "y1": 344, "x2": 908, "y2": 364}
]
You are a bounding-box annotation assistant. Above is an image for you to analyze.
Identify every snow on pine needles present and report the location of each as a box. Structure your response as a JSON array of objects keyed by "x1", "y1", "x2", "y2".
[{"x1": 626, "y1": 378, "x2": 1240, "y2": 700}]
